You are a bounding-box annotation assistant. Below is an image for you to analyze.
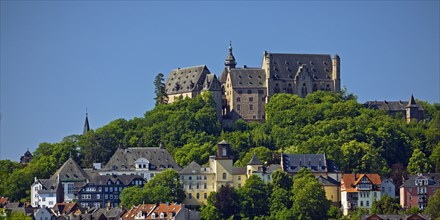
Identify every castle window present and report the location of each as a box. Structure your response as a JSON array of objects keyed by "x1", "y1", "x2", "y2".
[
  {"x1": 238, "y1": 90, "x2": 243, "y2": 94},
  {"x1": 250, "y1": 104, "x2": 253, "y2": 110},
  {"x1": 247, "y1": 89, "x2": 252, "y2": 94},
  {"x1": 237, "y1": 97, "x2": 240, "y2": 102},
  {"x1": 223, "y1": 173, "x2": 227, "y2": 180},
  {"x1": 237, "y1": 105, "x2": 241, "y2": 111},
  {"x1": 249, "y1": 97, "x2": 253, "y2": 102}
]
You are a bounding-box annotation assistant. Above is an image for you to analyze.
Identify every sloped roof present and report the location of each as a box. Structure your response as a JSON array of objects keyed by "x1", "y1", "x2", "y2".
[
  {"x1": 341, "y1": 174, "x2": 382, "y2": 192},
  {"x1": 407, "y1": 95, "x2": 418, "y2": 107},
  {"x1": 53, "y1": 202, "x2": 80, "y2": 215},
  {"x1": 247, "y1": 155, "x2": 264, "y2": 165},
  {"x1": 51, "y1": 158, "x2": 90, "y2": 182},
  {"x1": 147, "y1": 203, "x2": 182, "y2": 219},
  {"x1": 364, "y1": 95, "x2": 424, "y2": 111},
  {"x1": 228, "y1": 68, "x2": 266, "y2": 88},
  {"x1": 165, "y1": 65, "x2": 210, "y2": 95},
  {"x1": 266, "y1": 53, "x2": 334, "y2": 81},
  {"x1": 103, "y1": 147, "x2": 180, "y2": 171},
  {"x1": 232, "y1": 167, "x2": 247, "y2": 175},
  {"x1": 89, "y1": 174, "x2": 144, "y2": 186},
  {"x1": 202, "y1": 74, "x2": 222, "y2": 91},
  {"x1": 282, "y1": 154, "x2": 332, "y2": 173},
  {"x1": 266, "y1": 164, "x2": 282, "y2": 173},
  {"x1": 318, "y1": 176, "x2": 340, "y2": 186},
  {"x1": 123, "y1": 204, "x2": 156, "y2": 220},
  {"x1": 179, "y1": 161, "x2": 202, "y2": 175},
  {"x1": 400, "y1": 173, "x2": 440, "y2": 188},
  {"x1": 218, "y1": 140, "x2": 229, "y2": 145}
]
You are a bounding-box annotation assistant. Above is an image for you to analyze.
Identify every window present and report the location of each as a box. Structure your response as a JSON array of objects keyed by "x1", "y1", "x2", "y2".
[
  {"x1": 223, "y1": 173, "x2": 227, "y2": 180},
  {"x1": 189, "y1": 176, "x2": 192, "y2": 180},
  {"x1": 366, "y1": 201, "x2": 369, "y2": 207},
  {"x1": 247, "y1": 90, "x2": 252, "y2": 94},
  {"x1": 238, "y1": 176, "x2": 241, "y2": 181},
  {"x1": 250, "y1": 104, "x2": 253, "y2": 110},
  {"x1": 204, "y1": 183, "x2": 207, "y2": 189},
  {"x1": 49, "y1": 201, "x2": 53, "y2": 205},
  {"x1": 197, "y1": 183, "x2": 200, "y2": 189},
  {"x1": 222, "y1": 147, "x2": 227, "y2": 156},
  {"x1": 67, "y1": 183, "x2": 74, "y2": 194},
  {"x1": 204, "y1": 193, "x2": 207, "y2": 199},
  {"x1": 249, "y1": 97, "x2": 253, "y2": 102},
  {"x1": 196, "y1": 193, "x2": 200, "y2": 199},
  {"x1": 238, "y1": 90, "x2": 242, "y2": 94},
  {"x1": 360, "y1": 201, "x2": 363, "y2": 207},
  {"x1": 237, "y1": 105, "x2": 241, "y2": 111},
  {"x1": 238, "y1": 183, "x2": 241, "y2": 188},
  {"x1": 189, "y1": 193, "x2": 192, "y2": 199},
  {"x1": 258, "y1": 90, "x2": 264, "y2": 94},
  {"x1": 237, "y1": 97, "x2": 241, "y2": 102},
  {"x1": 97, "y1": 194, "x2": 100, "y2": 199}
]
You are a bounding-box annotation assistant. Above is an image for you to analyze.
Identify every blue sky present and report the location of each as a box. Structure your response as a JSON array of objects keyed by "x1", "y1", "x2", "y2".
[{"x1": 1, "y1": 1, "x2": 439, "y2": 161}]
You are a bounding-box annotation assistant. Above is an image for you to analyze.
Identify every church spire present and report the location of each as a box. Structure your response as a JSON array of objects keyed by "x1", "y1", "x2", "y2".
[
  {"x1": 83, "y1": 111, "x2": 90, "y2": 135},
  {"x1": 224, "y1": 41, "x2": 237, "y2": 69}
]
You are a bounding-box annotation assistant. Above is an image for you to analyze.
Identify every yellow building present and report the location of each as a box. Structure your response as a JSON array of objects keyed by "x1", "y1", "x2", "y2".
[
  {"x1": 318, "y1": 176, "x2": 341, "y2": 206},
  {"x1": 179, "y1": 140, "x2": 275, "y2": 207}
]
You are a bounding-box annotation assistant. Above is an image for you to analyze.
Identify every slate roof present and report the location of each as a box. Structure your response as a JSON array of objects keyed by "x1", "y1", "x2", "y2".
[
  {"x1": 51, "y1": 158, "x2": 91, "y2": 182},
  {"x1": 247, "y1": 155, "x2": 264, "y2": 165},
  {"x1": 360, "y1": 214, "x2": 431, "y2": 220},
  {"x1": 317, "y1": 176, "x2": 340, "y2": 186},
  {"x1": 232, "y1": 167, "x2": 247, "y2": 175},
  {"x1": 103, "y1": 147, "x2": 180, "y2": 171},
  {"x1": 282, "y1": 153, "x2": 339, "y2": 173},
  {"x1": 53, "y1": 202, "x2": 81, "y2": 215},
  {"x1": 35, "y1": 178, "x2": 58, "y2": 194},
  {"x1": 266, "y1": 53, "x2": 334, "y2": 80},
  {"x1": 266, "y1": 164, "x2": 282, "y2": 173},
  {"x1": 364, "y1": 95, "x2": 424, "y2": 112},
  {"x1": 88, "y1": 174, "x2": 144, "y2": 186},
  {"x1": 400, "y1": 173, "x2": 440, "y2": 188},
  {"x1": 202, "y1": 74, "x2": 222, "y2": 91},
  {"x1": 228, "y1": 68, "x2": 266, "y2": 88},
  {"x1": 179, "y1": 161, "x2": 202, "y2": 175},
  {"x1": 165, "y1": 65, "x2": 210, "y2": 95},
  {"x1": 92, "y1": 207, "x2": 125, "y2": 219}
]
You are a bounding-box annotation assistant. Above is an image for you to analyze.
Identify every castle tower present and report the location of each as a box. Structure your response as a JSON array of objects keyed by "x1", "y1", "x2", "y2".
[
  {"x1": 332, "y1": 54, "x2": 341, "y2": 92},
  {"x1": 406, "y1": 94, "x2": 419, "y2": 123},
  {"x1": 83, "y1": 112, "x2": 90, "y2": 135},
  {"x1": 214, "y1": 140, "x2": 233, "y2": 188},
  {"x1": 224, "y1": 42, "x2": 237, "y2": 69}
]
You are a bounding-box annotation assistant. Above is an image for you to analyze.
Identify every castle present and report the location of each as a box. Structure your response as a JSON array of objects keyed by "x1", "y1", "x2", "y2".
[{"x1": 164, "y1": 44, "x2": 341, "y2": 121}]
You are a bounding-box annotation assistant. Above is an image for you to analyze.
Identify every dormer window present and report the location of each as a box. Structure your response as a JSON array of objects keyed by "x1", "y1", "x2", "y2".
[{"x1": 160, "y1": 212, "x2": 165, "y2": 218}]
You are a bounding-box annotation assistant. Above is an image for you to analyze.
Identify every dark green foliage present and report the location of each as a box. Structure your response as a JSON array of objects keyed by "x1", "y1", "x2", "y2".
[
  {"x1": 119, "y1": 186, "x2": 146, "y2": 208},
  {"x1": 214, "y1": 185, "x2": 240, "y2": 219},
  {"x1": 144, "y1": 169, "x2": 185, "y2": 203},
  {"x1": 238, "y1": 175, "x2": 269, "y2": 219},
  {"x1": 424, "y1": 189, "x2": 440, "y2": 219},
  {"x1": 153, "y1": 73, "x2": 167, "y2": 106},
  {"x1": 370, "y1": 195, "x2": 401, "y2": 214},
  {"x1": 270, "y1": 169, "x2": 293, "y2": 191}
]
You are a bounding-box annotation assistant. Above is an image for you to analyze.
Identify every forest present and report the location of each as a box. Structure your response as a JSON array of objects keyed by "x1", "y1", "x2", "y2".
[{"x1": 0, "y1": 90, "x2": 439, "y2": 205}]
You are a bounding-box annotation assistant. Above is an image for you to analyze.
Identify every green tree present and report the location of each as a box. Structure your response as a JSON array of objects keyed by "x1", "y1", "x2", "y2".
[
  {"x1": 271, "y1": 169, "x2": 293, "y2": 191},
  {"x1": 424, "y1": 189, "x2": 440, "y2": 219},
  {"x1": 291, "y1": 168, "x2": 330, "y2": 220},
  {"x1": 327, "y1": 205, "x2": 343, "y2": 220},
  {"x1": 238, "y1": 175, "x2": 269, "y2": 219},
  {"x1": 234, "y1": 146, "x2": 273, "y2": 167},
  {"x1": 407, "y1": 148, "x2": 430, "y2": 174},
  {"x1": 340, "y1": 140, "x2": 388, "y2": 174},
  {"x1": 200, "y1": 204, "x2": 220, "y2": 220},
  {"x1": 370, "y1": 195, "x2": 401, "y2": 214},
  {"x1": 154, "y1": 73, "x2": 167, "y2": 105},
  {"x1": 429, "y1": 143, "x2": 440, "y2": 172},
  {"x1": 120, "y1": 186, "x2": 146, "y2": 208},
  {"x1": 214, "y1": 185, "x2": 240, "y2": 219},
  {"x1": 269, "y1": 187, "x2": 291, "y2": 215},
  {"x1": 144, "y1": 169, "x2": 185, "y2": 203}
]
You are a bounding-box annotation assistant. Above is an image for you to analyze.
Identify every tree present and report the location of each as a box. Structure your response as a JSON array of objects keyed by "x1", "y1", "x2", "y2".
[
  {"x1": 424, "y1": 189, "x2": 440, "y2": 219},
  {"x1": 327, "y1": 205, "x2": 343, "y2": 220},
  {"x1": 154, "y1": 73, "x2": 167, "y2": 105},
  {"x1": 144, "y1": 169, "x2": 185, "y2": 203},
  {"x1": 269, "y1": 187, "x2": 291, "y2": 215},
  {"x1": 291, "y1": 168, "x2": 330, "y2": 220},
  {"x1": 120, "y1": 186, "x2": 146, "y2": 208},
  {"x1": 429, "y1": 143, "x2": 440, "y2": 172},
  {"x1": 214, "y1": 185, "x2": 240, "y2": 219},
  {"x1": 407, "y1": 148, "x2": 430, "y2": 174},
  {"x1": 200, "y1": 204, "x2": 220, "y2": 220},
  {"x1": 271, "y1": 169, "x2": 293, "y2": 191},
  {"x1": 340, "y1": 140, "x2": 388, "y2": 174},
  {"x1": 235, "y1": 146, "x2": 273, "y2": 167},
  {"x1": 370, "y1": 195, "x2": 401, "y2": 214},
  {"x1": 238, "y1": 175, "x2": 269, "y2": 219}
]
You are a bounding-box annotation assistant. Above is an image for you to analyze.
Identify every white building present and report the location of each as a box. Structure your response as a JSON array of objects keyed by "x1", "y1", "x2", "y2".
[
  {"x1": 31, "y1": 178, "x2": 60, "y2": 208},
  {"x1": 341, "y1": 174, "x2": 382, "y2": 216}
]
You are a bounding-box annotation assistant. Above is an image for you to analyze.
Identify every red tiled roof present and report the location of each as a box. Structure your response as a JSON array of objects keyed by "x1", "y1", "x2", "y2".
[
  {"x1": 341, "y1": 174, "x2": 382, "y2": 192},
  {"x1": 123, "y1": 204, "x2": 156, "y2": 220},
  {"x1": 146, "y1": 203, "x2": 182, "y2": 219}
]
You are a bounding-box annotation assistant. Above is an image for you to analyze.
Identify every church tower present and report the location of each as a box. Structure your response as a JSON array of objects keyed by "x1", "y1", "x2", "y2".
[
  {"x1": 214, "y1": 140, "x2": 233, "y2": 189},
  {"x1": 83, "y1": 112, "x2": 90, "y2": 135},
  {"x1": 406, "y1": 95, "x2": 419, "y2": 123},
  {"x1": 224, "y1": 42, "x2": 237, "y2": 69}
]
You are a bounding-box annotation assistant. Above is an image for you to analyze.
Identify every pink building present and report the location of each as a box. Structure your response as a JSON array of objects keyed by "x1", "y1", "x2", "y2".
[{"x1": 400, "y1": 173, "x2": 440, "y2": 210}]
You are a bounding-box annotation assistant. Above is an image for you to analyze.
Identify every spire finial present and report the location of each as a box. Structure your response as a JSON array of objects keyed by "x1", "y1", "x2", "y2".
[
  {"x1": 225, "y1": 41, "x2": 237, "y2": 69},
  {"x1": 229, "y1": 41, "x2": 232, "y2": 48}
]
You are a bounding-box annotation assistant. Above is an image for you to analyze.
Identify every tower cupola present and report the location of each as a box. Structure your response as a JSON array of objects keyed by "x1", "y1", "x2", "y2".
[
  {"x1": 217, "y1": 140, "x2": 232, "y2": 159},
  {"x1": 224, "y1": 41, "x2": 237, "y2": 69}
]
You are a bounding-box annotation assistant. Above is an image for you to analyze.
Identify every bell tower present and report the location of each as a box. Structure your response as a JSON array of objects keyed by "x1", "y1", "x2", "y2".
[{"x1": 224, "y1": 41, "x2": 237, "y2": 69}]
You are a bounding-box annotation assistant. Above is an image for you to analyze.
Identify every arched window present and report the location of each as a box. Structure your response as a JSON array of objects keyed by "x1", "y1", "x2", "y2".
[{"x1": 222, "y1": 173, "x2": 227, "y2": 180}]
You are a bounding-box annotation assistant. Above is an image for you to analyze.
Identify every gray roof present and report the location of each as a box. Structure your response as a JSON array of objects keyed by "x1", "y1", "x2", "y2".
[
  {"x1": 282, "y1": 154, "x2": 339, "y2": 173},
  {"x1": 218, "y1": 140, "x2": 229, "y2": 145},
  {"x1": 103, "y1": 147, "x2": 180, "y2": 171},
  {"x1": 266, "y1": 164, "x2": 282, "y2": 173},
  {"x1": 228, "y1": 68, "x2": 266, "y2": 88},
  {"x1": 179, "y1": 161, "x2": 202, "y2": 175},
  {"x1": 364, "y1": 100, "x2": 423, "y2": 111},
  {"x1": 51, "y1": 158, "x2": 91, "y2": 182},
  {"x1": 400, "y1": 173, "x2": 440, "y2": 188},
  {"x1": 165, "y1": 65, "x2": 210, "y2": 95},
  {"x1": 88, "y1": 174, "x2": 144, "y2": 186},
  {"x1": 247, "y1": 155, "x2": 264, "y2": 165},
  {"x1": 266, "y1": 53, "x2": 334, "y2": 81},
  {"x1": 317, "y1": 176, "x2": 340, "y2": 186},
  {"x1": 202, "y1": 74, "x2": 222, "y2": 91},
  {"x1": 360, "y1": 214, "x2": 431, "y2": 220},
  {"x1": 232, "y1": 167, "x2": 247, "y2": 175}
]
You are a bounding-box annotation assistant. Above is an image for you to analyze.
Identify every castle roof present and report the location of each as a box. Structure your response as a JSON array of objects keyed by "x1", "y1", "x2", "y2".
[
  {"x1": 282, "y1": 153, "x2": 336, "y2": 173},
  {"x1": 51, "y1": 158, "x2": 90, "y2": 182},
  {"x1": 317, "y1": 176, "x2": 340, "y2": 186},
  {"x1": 364, "y1": 100, "x2": 424, "y2": 111},
  {"x1": 232, "y1": 166, "x2": 247, "y2": 175},
  {"x1": 165, "y1": 65, "x2": 210, "y2": 95},
  {"x1": 265, "y1": 52, "x2": 334, "y2": 81},
  {"x1": 247, "y1": 154, "x2": 264, "y2": 165},
  {"x1": 89, "y1": 174, "x2": 144, "y2": 186},
  {"x1": 227, "y1": 68, "x2": 266, "y2": 88},
  {"x1": 178, "y1": 161, "x2": 202, "y2": 175},
  {"x1": 103, "y1": 147, "x2": 180, "y2": 171}
]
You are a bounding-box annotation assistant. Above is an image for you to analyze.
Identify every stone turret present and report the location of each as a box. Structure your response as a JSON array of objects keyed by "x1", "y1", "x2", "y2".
[
  {"x1": 406, "y1": 94, "x2": 419, "y2": 123},
  {"x1": 332, "y1": 54, "x2": 341, "y2": 92}
]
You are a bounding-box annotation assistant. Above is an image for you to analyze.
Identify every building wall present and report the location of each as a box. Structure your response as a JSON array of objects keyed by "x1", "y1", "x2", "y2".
[
  {"x1": 381, "y1": 179, "x2": 396, "y2": 198},
  {"x1": 323, "y1": 185, "x2": 340, "y2": 205},
  {"x1": 181, "y1": 173, "x2": 216, "y2": 206}
]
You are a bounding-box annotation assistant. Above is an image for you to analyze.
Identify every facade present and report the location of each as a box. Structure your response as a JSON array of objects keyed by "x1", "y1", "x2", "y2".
[
  {"x1": 164, "y1": 65, "x2": 223, "y2": 119},
  {"x1": 318, "y1": 176, "x2": 341, "y2": 206},
  {"x1": 400, "y1": 173, "x2": 440, "y2": 210},
  {"x1": 98, "y1": 147, "x2": 180, "y2": 181},
  {"x1": 31, "y1": 178, "x2": 62, "y2": 208},
  {"x1": 341, "y1": 174, "x2": 382, "y2": 216},
  {"x1": 77, "y1": 175, "x2": 145, "y2": 209},
  {"x1": 179, "y1": 141, "x2": 274, "y2": 207},
  {"x1": 34, "y1": 208, "x2": 54, "y2": 220},
  {"x1": 381, "y1": 178, "x2": 396, "y2": 198},
  {"x1": 364, "y1": 95, "x2": 424, "y2": 123},
  {"x1": 220, "y1": 46, "x2": 341, "y2": 121}
]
